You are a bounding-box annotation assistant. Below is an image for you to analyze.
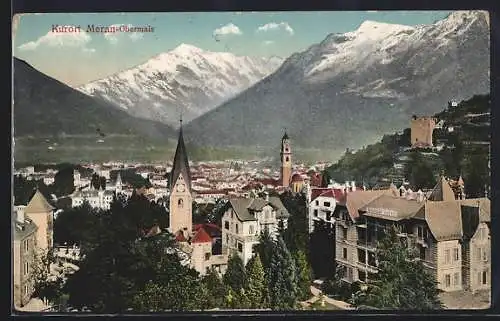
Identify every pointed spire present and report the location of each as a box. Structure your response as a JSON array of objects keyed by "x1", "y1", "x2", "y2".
[
  {"x1": 428, "y1": 175, "x2": 455, "y2": 201},
  {"x1": 170, "y1": 117, "x2": 192, "y2": 192}
]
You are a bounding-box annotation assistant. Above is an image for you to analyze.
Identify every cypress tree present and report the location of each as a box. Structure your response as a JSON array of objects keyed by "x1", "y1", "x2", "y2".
[
  {"x1": 268, "y1": 237, "x2": 298, "y2": 310},
  {"x1": 244, "y1": 254, "x2": 267, "y2": 308}
]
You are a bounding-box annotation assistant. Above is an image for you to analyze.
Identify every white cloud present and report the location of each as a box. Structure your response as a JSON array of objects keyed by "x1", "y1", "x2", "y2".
[
  {"x1": 213, "y1": 23, "x2": 243, "y2": 37},
  {"x1": 103, "y1": 24, "x2": 145, "y2": 44},
  {"x1": 83, "y1": 47, "x2": 96, "y2": 54},
  {"x1": 256, "y1": 22, "x2": 294, "y2": 35},
  {"x1": 263, "y1": 40, "x2": 275, "y2": 45},
  {"x1": 18, "y1": 25, "x2": 92, "y2": 52}
]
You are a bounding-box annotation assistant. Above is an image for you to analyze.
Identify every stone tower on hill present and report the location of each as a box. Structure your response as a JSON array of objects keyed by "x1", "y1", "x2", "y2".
[{"x1": 410, "y1": 116, "x2": 436, "y2": 148}]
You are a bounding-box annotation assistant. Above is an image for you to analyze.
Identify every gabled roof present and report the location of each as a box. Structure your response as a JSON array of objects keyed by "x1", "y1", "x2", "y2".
[
  {"x1": 427, "y1": 176, "x2": 456, "y2": 201},
  {"x1": 268, "y1": 196, "x2": 290, "y2": 219},
  {"x1": 461, "y1": 205, "x2": 480, "y2": 240},
  {"x1": 360, "y1": 194, "x2": 424, "y2": 221},
  {"x1": 344, "y1": 189, "x2": 394, "y2": 221},
  {"x1": 192, "y1": 227, "x2": 212, "y2": 243},
  {"x1": 459, "y1": 198, "x2": 490, "y2": 222},
  {"x1": 424, "y1": 201, "x2": 463, "y2": 241},
  {"x1": 170, "y1": 125, "x2": 192, "y2": 192},
  {"x1": 227, "y1": 196, "x2": 290, "y2": 222},
  {"x1": 25, "y1": 189, "x2": 54, "y2": 213}
]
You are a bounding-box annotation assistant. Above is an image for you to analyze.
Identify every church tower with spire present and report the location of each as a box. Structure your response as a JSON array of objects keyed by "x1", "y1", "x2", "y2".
[
  {"x1": 280, "y1": 131, "x2": 292, "y2": 187},
  {"x1": 169, "y1": 116, "x2": 193, "y2": 238}
]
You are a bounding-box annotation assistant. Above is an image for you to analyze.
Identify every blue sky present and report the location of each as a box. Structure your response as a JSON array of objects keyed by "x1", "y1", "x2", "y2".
[{"x1": 13, "y1": 11, "x2": 451, "y2": 86}]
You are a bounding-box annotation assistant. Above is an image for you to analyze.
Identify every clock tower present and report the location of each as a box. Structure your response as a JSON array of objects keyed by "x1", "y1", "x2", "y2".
[
  {"x1": 280, "y1": 131, "x2": 292, "y2": 187},
  {"x1": 169, "y1": 117, "x2": 193, "y2": 237}
]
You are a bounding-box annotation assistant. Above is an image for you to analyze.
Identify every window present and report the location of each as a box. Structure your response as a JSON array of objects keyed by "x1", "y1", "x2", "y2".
[
  {"x1": 285, "y1": 156, "x2": 289, "y2": 162},
  {"x1": 343, "y1": 248, "x2": 347, "y2": 259},
  {"x1": 445, "y1": 274, "x2": 451, "y2": 287},
  {"x1": 358, "y1": 249, "x2": 366, "y2": 264},
  {"x1": 476, "y1": 247, "x2": 482, "y2": 261},
  {"x1": 224, "y1": 221, "x2": 229, "y2": 230},
  {"x1": 313, "y1": 209, "x2": 318, "y2": 217},
  {"x1": 347, "y1": 268, "x2": 353, "y2": 280},
  {"x1": 178, "y1": 198, "x2": 184, "y2": 208},
  {"x1": 205, "y1": 253, "x2": 211, "y2": 261},
  {"x1": 236, "y1": 224, "x2": 239, "y2": 234},
  {"x1": 249, "y1": 225, "x2": 254, "y2": 235},
  {"x1": 419, "y1": 246, "x2": 426, "y2": 260},
  {"x1": 24, "y1": 285, "x2": 29, "y2": 296},
  {"x1": 482, "y1": 270, "x2": 488, "y2": 285},
  {"x1": 358, "y1": 271, "x2": 366, "y2": 282},
  {"x1": 417, "y1": 226, "x2": 423, "y2": 239},
  {"x1": 324, "y1": 202, "x2": 331, "y2": 207},
  {"x1": 453, "y1": 272, "x2": 460, "y2": 286},
  {"x1": 226, "y1": 235, "x2": 229, "y2": 244},
  {"x1": 342, "y1": 227, "x2": 347, "y2": 240},
  {"x1": 482, "y1": 249, "x2": 488, "y2": 262},
  {"x1": 231, "y1": 211, "x2": 233, "y2": 219},
  {"x1": 23, "y1": 262, "x2": 29, "y2": 276},
  {"x1": 315, "y1": 201, "x2": 319, "y2": 206},
  {"x1": 453, "y1": 248, "x2": 459, "y2": 262},
  {"x1": 237, "y1": 243, "x2": 243, "y2": 253},
  {"x1": 444, "y1": 249, "x2": 451, "y2": 264}
]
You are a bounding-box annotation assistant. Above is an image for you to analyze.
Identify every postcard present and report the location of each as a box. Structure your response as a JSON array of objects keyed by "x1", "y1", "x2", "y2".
[{"x1": 11, "y1": 10, "x2": 491, "y2": 313}]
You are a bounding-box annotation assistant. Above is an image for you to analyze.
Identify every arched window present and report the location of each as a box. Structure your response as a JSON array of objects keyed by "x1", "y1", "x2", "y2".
[
  {"x1": 178, "y1": 198, "x2": 184, "y2": 208},
  {"x1": 286, "y1": 156, "x2": 289, "y2": 162}
]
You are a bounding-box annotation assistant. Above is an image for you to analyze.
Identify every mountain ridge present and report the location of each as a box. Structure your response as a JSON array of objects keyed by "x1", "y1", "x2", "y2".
[
  {"x1": 183, "y1": 10, "x2": 489, "y2": 152},
  {"x1": 77, "y1": 44, "x2": 283, "y2": 127},
  {"x1": 13, "y1": 57, "x2": 176, "y2": 140}
]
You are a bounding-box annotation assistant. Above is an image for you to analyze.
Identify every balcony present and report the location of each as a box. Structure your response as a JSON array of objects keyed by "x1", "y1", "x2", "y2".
[
  {"x1": 356, "y1": 261, "x2": 378, "y2": 273},
  {"x1": 357, "y1": 240, "x2": 377, "y2": 251}
]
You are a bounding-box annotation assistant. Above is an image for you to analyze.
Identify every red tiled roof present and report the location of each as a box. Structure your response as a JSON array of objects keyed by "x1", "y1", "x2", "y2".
[
  {"x1": 175, "y1": 230, "x2": 187, "y2": 242},
  {"x1": 191, "y1": 227, "x2": 212, "y2": 243},
  {"x1": 196, "y1": 189, "x2": 228, "y2": 195},
  {"x1": 256, "y1": 178, "x2": 280, "y2": 186},
  {"x1": 310, "y1": 188, "x2": 346, "y2": 203},
  {"x1": 309, "y1": 173, "x2": 322, "y2": 187},
  {"x1": 193, "y1": 223, "x2": 221, "y2": 238}
]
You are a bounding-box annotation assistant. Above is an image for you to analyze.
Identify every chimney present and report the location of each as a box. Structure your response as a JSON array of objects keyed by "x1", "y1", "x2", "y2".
[
  {"x1": 351, "y1": 181, "x2": 356, "y2": 192},
  {"x1": 16, "y1": 206, "x2": 25, "y2": 223},
  {"x1": 264, "y1": 191, "x2": 269, "y2": 201},
  {"x1": 345, "y1": 181, "x2": 349, "y2": 190},
  {"x1": 416, "y1": 190, "x2": 424, "y2": 202}
]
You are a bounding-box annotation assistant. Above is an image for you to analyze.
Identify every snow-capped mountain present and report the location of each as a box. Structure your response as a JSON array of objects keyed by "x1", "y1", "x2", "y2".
[
  {"x1": 77, "y1": 44, "x2": 283, "y2": 127},
  {"x1": 184, "y1": 11, "x2": 489, "y2": 152}
]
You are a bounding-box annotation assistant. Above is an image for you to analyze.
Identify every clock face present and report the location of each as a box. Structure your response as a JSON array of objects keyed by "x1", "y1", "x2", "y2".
[{"x1": 177, "y1": 183, "x2": 185, "y2": 192}]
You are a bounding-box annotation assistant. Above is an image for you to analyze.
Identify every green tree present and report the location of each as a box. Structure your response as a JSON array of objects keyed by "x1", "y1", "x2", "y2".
[
  {"x1": 463, "y1": 148, "x2": 489, "y2": 198},
  {"x1": 293, "y1": 250, "x2": 313, "y2": 301},
  {"x1": 223, "y1": 253, "x2": 246, "y2": 293},
  {"x1": 268, "y1": 237, "x2": 298, "y2": 310},
  {"x1": 309, "y1": 220, "x2": 335, "y2": 279},
  {"x1": 244, "y1": 254, "x2": 267, "y2": 308},
  {"x1": 255, "y1": 227, "x2": 275, "y2": 272},
  {"x1": 202, "y1": 267, "x2": 227, "y2": 309},
  {"x1": 351, "y1": 226, "x2": 442, "y2": 310},
  {"x1": 280, "y1": 192, "x2": 309, "y2": 254},
  {"x1": 53, "y1": 165, "x2": 75, "y2": 196}
]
